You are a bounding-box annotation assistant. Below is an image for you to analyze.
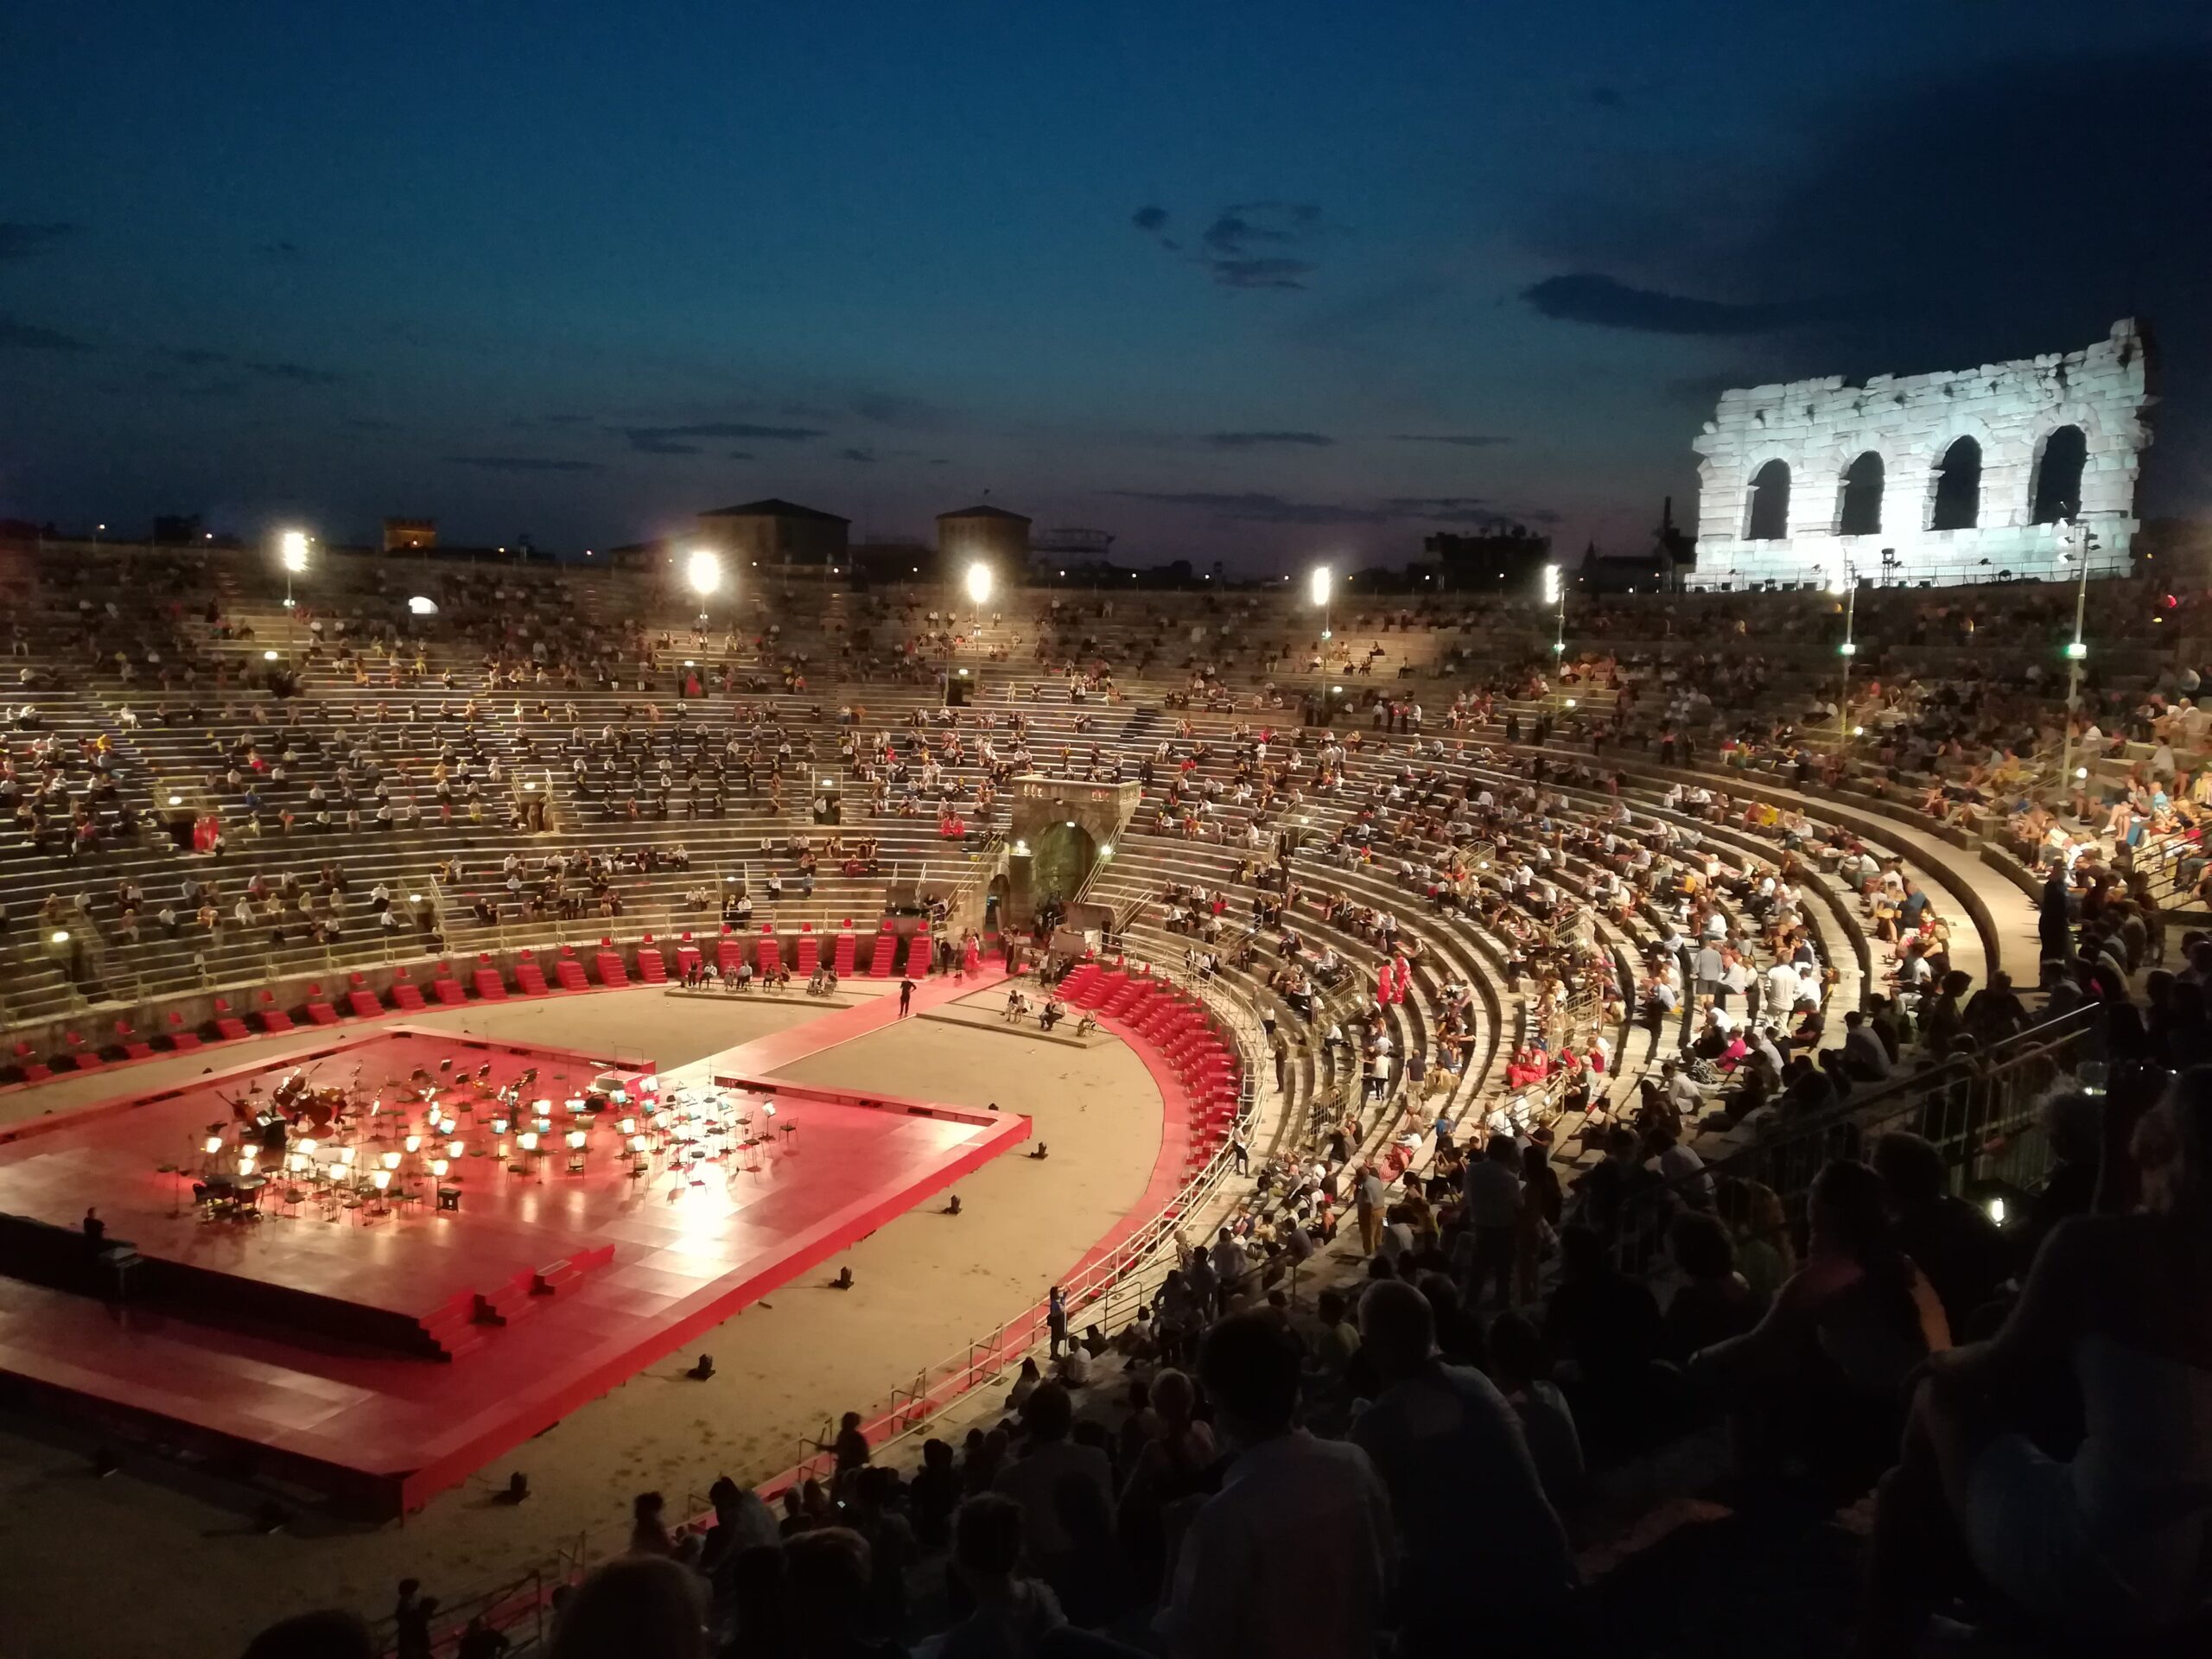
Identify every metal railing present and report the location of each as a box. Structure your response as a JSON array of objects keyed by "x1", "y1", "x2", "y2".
[
  {"x1": 1611, "y1": 1002, "x2": 2101, "y2": 1263},
  {"x1": 773, "y1": 964, "x2": 1260, "y2": 1490}
]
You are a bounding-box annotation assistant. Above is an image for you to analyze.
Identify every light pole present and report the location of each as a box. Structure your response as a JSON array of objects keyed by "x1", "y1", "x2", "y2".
[
  {"x1": 687, "y1": 547, "x2": 724, "y2": 623},
  {"x1": 1829, "y1": 560, "x2": 1858, "y2": 761},
  {"x1": 278, "y1": 529, "x2": 309, "y2": 652},
  {"x1": 2056, "y1": 516, "x2": 2098, "y2": 813},
  {"x1": 1310, "y1": 564, "x2": 1333, "y2": 658},
  {"x1": 1542, "y1": 563, "x2": 1566, "y2": 694},
  {"x1": 964, "y1": 559, "x2": 993, "y2": 636}
]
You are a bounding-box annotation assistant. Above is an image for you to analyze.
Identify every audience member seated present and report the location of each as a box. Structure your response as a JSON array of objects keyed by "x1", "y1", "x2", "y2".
[{"x1": 1858, "y1": 1063, "x2": 2212, "y2": 1653}]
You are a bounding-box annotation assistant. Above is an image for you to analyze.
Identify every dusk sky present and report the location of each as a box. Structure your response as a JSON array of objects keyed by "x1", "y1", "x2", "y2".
[{"x1": 3, "y1": 3, "x2": 2205, "y2": 572}]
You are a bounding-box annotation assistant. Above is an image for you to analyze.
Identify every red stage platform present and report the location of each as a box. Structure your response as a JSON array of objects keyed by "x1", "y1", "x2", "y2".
[{"x1": 0, "y1": 1027, "x2": 1027, "y2": 1516}]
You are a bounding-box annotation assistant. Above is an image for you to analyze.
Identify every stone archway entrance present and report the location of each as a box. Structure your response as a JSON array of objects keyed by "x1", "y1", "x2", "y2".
[
  {"x1": 1029, "y1": 822, "x2": 1096, "y2": 910},
  {"x1": 1005, "y1": 776, "x2": 1139, "y2": 928}
]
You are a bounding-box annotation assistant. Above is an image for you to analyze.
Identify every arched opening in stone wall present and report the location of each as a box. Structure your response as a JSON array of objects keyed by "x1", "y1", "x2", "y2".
[
  {"x1": 1745, "y1": 460, "x2": 1791, "y2": 541},
  {"x1": 1930, "y1": 437, "x2": 1982, "y2": 531},
  {"x1": 1028, "y1": 822, "x2": 1097, "y2": 910},
  {"x1": 2031, "y1": 424, "x2": 2088, "y2": 524},
  {"x1": 1837, "y1": 451, "x2": 1885, "y2": 537}
]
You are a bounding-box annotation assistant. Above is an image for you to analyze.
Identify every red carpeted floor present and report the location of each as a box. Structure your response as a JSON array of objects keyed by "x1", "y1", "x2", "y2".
[{"x1": 0, "y1": 1022, "x2": 1027, "y2": 1516}]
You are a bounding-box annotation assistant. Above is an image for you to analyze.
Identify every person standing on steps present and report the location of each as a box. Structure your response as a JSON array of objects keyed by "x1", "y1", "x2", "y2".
[{"x1": 899, "y1": 976, "x2": 916, "y2": 1016}]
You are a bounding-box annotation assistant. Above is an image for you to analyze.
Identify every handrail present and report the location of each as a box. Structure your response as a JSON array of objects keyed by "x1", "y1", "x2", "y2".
[
  {"x1": 1610, "y1": 1001, "x2": 2100, "y2": 1263},
  {"x1": 767, "y1": 960, "x2": 1262, "y2": 1491}
]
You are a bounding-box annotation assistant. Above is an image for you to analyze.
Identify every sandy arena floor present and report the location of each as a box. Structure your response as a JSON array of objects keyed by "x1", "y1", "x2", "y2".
[{"x1": 0, "y1": 984, "x2": 1165, "y2": 1659}]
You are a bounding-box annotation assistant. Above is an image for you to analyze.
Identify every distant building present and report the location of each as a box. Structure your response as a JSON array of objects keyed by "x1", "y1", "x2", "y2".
[
  {"x1": 696, "y1": 499, "x2": 850, "y2": 571},
  {"x1": 937, "y1": 504, "x2": 1031, "y2": 569},
  {"x1": 1030, "y1": 526, "x2": 1115, "y2": 570},
  {"x1": 383, "y1": 518, "x2": 437, "y2": 552},
  {"x1": 848, "y1": 541, "x2": 937, "y2": 583},
  {"x1": 1424, "y1": 524, "x2": 1553, "y2": 594}
]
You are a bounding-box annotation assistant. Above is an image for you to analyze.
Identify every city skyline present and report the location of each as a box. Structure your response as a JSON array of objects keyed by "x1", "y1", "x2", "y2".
[{"x1": 2, "y1": 3, "x2": 2206, "y2": 571}]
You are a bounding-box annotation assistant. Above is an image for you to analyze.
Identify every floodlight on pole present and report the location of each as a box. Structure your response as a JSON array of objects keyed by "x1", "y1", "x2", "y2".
[
  {"x1": 2057, "y1": 516, "x2": 2100, "y2": 809},
  {"x1": 1310, "y1": 564, "x2": 1333, "y2": 642},
  {"x1": 686, "y1": 549, "x2": 723, "y2": 597},
  {"x1": 1543, "y1": 563, "x2": 1567, "y2": 664},
  {"x1": 965, "y1": 561, "x2": 993, "y2": 607},
  {"x1": 277, "y1": 528, "x2": 308, "y2": 633},
  {"x1": 407, "y1": 595, "x2": 437, "y2": 617},
  {"x1": 1834, "y1": 560, "x2": 1859, "y2": 760}
]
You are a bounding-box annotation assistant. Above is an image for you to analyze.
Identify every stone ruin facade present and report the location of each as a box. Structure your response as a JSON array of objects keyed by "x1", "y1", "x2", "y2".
[{"x1": 1690, "y1": 319, "x2": 2152, "y2": 588}]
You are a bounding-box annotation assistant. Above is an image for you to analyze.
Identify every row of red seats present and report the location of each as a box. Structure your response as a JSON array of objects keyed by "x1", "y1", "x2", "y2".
[
  {"x1": 1059, "y1": 963, "x2": 1242, "y2": 1173},
  {"x1": 1, "y1": 920, "x2": 988, "y2": 1084}
]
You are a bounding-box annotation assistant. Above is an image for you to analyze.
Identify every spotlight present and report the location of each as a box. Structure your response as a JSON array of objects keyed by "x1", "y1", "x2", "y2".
[
  {"x1": 833, "y1": 1266, "x2": 855, "y2": 1290},
  {"x1": 687, "y1": 1354, "x2": 716, "y2": 1381}
]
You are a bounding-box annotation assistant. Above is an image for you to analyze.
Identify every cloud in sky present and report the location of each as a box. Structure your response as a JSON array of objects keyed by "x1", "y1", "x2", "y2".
[
  {"x1": 1111, "y1": 487, "x2": 1551, "y2": 531},
  {"x1": 0, "y1": 221, "x2": 76, "y2": 261},
  {"x1": 1208, "y1": 430, "x2": 1332, "y2": 448},
  {"x1": 1113, "y1": 489, "x2": 1394, "y2": 525},
  {"x1": 1132, "y1": 199, "x2": 1322, "y2": 289},
  {"x1": 1520, "y1": 273, "x2": 1807, "y2": 336},
  {"x1": 162, "y1": 347, "x2": 340, "y2": 384},
  {"x1": 619, "y1": 420, "x2": 827, "y2": 455},
  {"x1": 0, "y1": 315, "x2": 92, "y2": 351},
  {"x1": 448, "y1": 455, "x2": 604, "y2": 474},
  {"x1": 1390, "y1": 432, "x2": 1510, "y2": 448},
  {"x1": 840, "y1": 447, "x2": 876, "y2": 463},
  {"x1": 848, "y1": 391, "x2": 949, "y2": 429}
]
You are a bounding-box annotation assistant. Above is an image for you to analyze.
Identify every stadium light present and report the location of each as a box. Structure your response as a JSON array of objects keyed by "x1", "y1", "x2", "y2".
[
  {"x1": 277, "y1": 529, "x2": 309, "y2": 636},
  {"x1": 686, "y1": 549, "x2": 722, "y2": 596},
  {"x1": 2057, "y1": 516, "x2": 2101, "y2": 802},
  {"x1": 1310, "y1": 564, "x2": 1333, "y2": 642},
  {"x1": 1543, "y1": 564, "x2": 1567, "y2": 684},
  {"x1": 965, "y1": 561, "x2": 993, "y2": 608},
  {"x1": 1833, "y1": 559, "x2": 1859, "y2": 760},
  {"x1": 408, "y1": 594, "x2": 437, "y2": 616}
]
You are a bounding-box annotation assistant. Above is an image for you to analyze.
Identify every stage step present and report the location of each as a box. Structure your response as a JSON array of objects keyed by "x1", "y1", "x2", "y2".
[
  {"x1": 347, "y1": 990, "x2": 385, "y2": 1018},
  {"x1": 430, "y1": 976, "x2": 467, "y2": 1006},
  {"x1": 512, "y1": 959, "x2": 549, "y2": 996}
]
